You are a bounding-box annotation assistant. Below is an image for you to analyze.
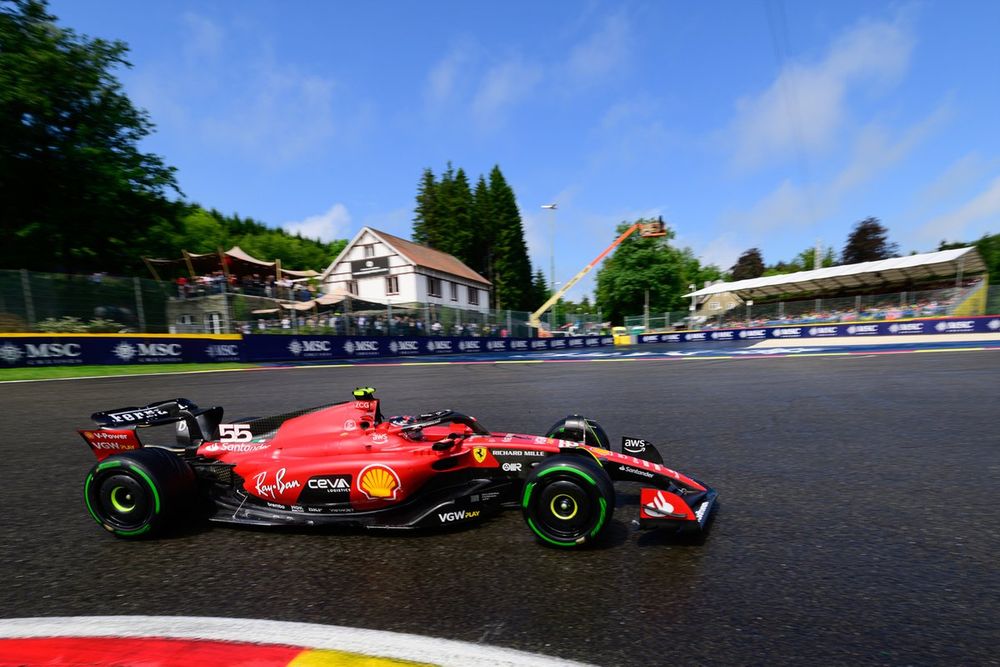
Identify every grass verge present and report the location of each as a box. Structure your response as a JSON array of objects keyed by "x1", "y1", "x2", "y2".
[{"x1": 0, "y1": 362, "x2": 257, "y2": 382}]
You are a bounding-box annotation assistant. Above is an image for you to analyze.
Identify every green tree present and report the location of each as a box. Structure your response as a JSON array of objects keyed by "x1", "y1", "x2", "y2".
[
  {"x1": 595, "y1": 219, "x2": 710, "y2": 323},
  {"x1": 434, "y1": 164, "x2": 474, "y2": 261},
  {"x1": 763, "y1": 246, "x2": 837, "y2": 276},
  {"x1": 1, "y1": 0, "x2": 181, "y2": 273},
  {"x1": 730, "y1": 248, "x2": 765, "y2": 280},
  {"x1": 488, "y1": 166, "x2": 533, "y2": 310},
  {"x1": 412, "y1": 168, "x2": 438, "y2": 247},
  {"x1": 530, "y1": 268, "x2": 549, "y2": 309},
  {"x1": 151, "y1": 205, "x2": 345, "y2": 274},
  {"x1": 470, "y1": 175, "x2": 495, "y2": 281},
  {"x1": 842, "y1": 217, "x2": 898, "y2": 264},
  {"x1": 939, "y1": 233, "x2": 1000, "y2": 285}
]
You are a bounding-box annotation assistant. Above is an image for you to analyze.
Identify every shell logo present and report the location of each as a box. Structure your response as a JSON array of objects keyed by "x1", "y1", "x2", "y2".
[{"x1": 358, "y1": 464, "x2": 401, "y2": 500}]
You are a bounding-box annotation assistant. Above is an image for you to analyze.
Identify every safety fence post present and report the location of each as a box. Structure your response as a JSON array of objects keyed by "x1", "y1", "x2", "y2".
[
  {"x1": 133, "y1": 277, "x2": 147, "y2": 332},
  {"x1": 21, "y1": 269, "x2": 35, "y2": 329}
]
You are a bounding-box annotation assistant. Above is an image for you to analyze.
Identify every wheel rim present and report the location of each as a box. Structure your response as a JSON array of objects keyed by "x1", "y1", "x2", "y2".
[
  {"x1": 94, "y1": 473, "x2": 154, "y2": 532},
  {"x1": 549, "y1": 493, "x2": 578, "y2": 520},
  {"x1": 110, "y1": 485, "x2": 137, "y2": 513},
  {"x1": 535, "y1": 479, "x2": 592, "y2": 539}
]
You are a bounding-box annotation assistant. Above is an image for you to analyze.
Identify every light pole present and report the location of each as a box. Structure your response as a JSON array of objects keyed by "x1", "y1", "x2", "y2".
[
  {"x1": 541, "y1": 203, "x2": 557, "y2": 293},
  {"x1": 688, "y1": 283, "x2": 696, "y2": 328}
]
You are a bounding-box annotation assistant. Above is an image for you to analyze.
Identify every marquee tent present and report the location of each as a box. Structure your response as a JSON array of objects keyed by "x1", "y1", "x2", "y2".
[{"x1": 143, "y1": 246, "x2": 320, "y2": 280}]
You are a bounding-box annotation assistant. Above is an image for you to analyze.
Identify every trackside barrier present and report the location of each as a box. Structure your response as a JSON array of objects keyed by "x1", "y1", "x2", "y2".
[
  {"x1": 240, "y1": 334, "x2": 613, "y2": 363},
  {"x1": 635, "y1": 316, "x2": 1000, "y2": 345},
  {"x1": 0, "y1": 333, "x2": 614, "y2": 368}
]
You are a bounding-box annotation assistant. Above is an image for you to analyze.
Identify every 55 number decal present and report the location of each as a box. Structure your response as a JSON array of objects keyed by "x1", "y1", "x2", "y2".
[{"x1": 219, "y1": 423, "x2": 253, "y2": 442}]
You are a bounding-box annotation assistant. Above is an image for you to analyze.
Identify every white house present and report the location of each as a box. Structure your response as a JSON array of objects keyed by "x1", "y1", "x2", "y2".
[{"x1": 319, "y1": 227, "x2": 491, "y2": 313}]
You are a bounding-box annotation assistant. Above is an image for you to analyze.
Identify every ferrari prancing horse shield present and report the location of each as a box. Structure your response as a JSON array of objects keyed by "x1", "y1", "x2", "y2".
[{"x1": 473, "y1": 447, "x2": 488, "y2": 463}]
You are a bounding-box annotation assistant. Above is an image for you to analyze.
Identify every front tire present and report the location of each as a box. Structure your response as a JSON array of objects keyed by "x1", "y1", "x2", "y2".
[
  {"x1": 521, "y1": 455, "x2": 614, "y2": 548},
  {"x1": 84, "y1": 448, "x2": 195, "y2": 538},
  {"x1": 545, "y1": 415, "x2": 611, "y2": 450}
]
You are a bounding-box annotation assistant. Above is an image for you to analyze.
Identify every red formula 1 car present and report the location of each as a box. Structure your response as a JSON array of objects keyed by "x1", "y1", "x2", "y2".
[{"x1": 78, "y1": 388, "x2": 717, "y2": 548}]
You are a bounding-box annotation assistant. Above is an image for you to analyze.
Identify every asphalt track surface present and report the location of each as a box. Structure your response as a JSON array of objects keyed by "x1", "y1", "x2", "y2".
[{"x1": 1, "y1": 349, "x2": 998, "y2": 665}]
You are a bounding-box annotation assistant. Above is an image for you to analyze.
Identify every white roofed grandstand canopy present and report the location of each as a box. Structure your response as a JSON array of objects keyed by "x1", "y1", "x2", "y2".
[{"x1": 684, "y1": 247, "x2": 986, "y2": 300}]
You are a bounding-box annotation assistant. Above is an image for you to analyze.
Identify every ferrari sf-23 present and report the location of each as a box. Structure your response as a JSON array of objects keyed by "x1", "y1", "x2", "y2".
[{"x1": 78, "y1": 388, "x2": 717, "y2": 548}]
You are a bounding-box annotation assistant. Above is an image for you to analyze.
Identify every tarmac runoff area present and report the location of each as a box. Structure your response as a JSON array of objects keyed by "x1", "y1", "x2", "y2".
[{"x1": 1, "y1": 349, "x2": 997, "y2": 665}]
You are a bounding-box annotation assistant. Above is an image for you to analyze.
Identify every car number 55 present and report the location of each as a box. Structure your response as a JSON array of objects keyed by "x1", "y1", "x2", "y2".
[{"x1": 219, "y1": 423, "x2": 253, "y2": 442}]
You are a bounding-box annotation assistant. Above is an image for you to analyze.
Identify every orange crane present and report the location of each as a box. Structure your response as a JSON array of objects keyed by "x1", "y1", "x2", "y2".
[{"x1": 529, "y1": 217, "x2": 668, "y2": 334}]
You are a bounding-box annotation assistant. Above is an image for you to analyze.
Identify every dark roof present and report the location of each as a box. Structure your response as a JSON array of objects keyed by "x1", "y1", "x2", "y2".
[{"x1": 373, "y1": 229, "x2": 491, "y2": 286}]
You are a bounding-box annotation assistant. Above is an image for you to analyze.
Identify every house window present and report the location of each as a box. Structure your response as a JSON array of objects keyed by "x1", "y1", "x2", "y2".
[
  {"x1": 709, "y1": 301, "x2": 721, "y2": 310},
  {"x1": 177, "y1": 314, "x2": 193, "y2": 325},
  {"x1": 450, "y1": 282, "x2": 458, "y2": 301},
  {"x1": 347, "y1": 280, "x2": 358, "y2": 296},
  {"x1": 386, "y1": 275, "x2": 399, "y2": 295},
  {"x1": 427, "y1": 276, "x2": 442, "y2": 297},
  {"x1": 468, "y1": 287, "x2": 479, "y2": 305},
  {"x1": 362, "y1": 245, "x2": 375, "y2": 258},
  {"x1": 205, "y1": 312, "x2": 222, "y2": 334}
]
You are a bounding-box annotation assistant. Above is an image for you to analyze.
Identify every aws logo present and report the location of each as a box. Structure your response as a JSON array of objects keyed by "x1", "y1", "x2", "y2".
[
  {"x1": 473, "y1": 447, "x2": 488, "y2": 463},
  {"x1": 357, "y1": 464, "x2": 401, "y2": 500}
]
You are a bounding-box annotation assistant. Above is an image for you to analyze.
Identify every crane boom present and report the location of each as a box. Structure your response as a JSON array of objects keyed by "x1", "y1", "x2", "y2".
[{"x1": 529, "y1": 221, "x2": 657, "y2": 332}]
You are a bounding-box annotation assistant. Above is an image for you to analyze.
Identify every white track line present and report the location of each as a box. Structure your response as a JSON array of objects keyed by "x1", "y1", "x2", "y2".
[{"x1": 0, "y1": 615, "x2": 594, "y2": 667}]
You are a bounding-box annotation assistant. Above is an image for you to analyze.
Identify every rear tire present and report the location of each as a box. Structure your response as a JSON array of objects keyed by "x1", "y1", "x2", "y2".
[
  {"x1": 521, "y1": 455, "x2": 614, "y2": 548},
  {"x1": 84, "y1": 448, "x2": 195, "y2": 538}
]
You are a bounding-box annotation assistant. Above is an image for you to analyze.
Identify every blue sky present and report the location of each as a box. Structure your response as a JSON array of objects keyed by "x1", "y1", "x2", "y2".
[{"x1": 51, "y1": 0, "x2": 1000, "y2": 297}]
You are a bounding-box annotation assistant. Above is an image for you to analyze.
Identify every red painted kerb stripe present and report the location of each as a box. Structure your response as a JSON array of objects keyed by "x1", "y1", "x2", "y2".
[{"x1": 0, "y1": 637, "x2": 305, "y2": 666}]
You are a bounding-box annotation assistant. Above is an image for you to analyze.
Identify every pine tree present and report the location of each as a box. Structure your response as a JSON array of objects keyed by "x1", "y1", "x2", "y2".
[
  {"x1": 440, "y1": 166, "x2": 474, "y2": 261},
  {"x1": 471, "y1": 175, "x2": 495, "y2": 281},
  {"x1": 531, "y1": 269, "x2": 550, "y2": 309},
  {"x1": 412, "y1": 168, "x2": 438, "y2": 246},
  {"x1": 488, "y1": 166, "x2": 533, "y2": 311}
]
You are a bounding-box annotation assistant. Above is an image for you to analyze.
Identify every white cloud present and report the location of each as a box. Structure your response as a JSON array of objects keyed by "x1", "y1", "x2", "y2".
[
  {"x1": 422, "y1": 12, "x2": 631, "y2": 129},
  {"x1": 917, "y1": 175, "x2": 1000, "y2": 243},
  {"x1": 202, "y1": 58, "x2": 339, "y2": 163},
  {"x1": 828, "y1": 103, "x2": 949, "y2": 198},
  {"x1": 727, "y1": 15, "x2": 914, "y2": 170},
  {"x1": 282, "y1": 203, "x2": 351, "y2": 242},
  {"x1": 471, "y1": 59, "x2": 543, "y2": 128},
  {"x1": 566, "y1": 13, "x2": 631, "y2": 85},
  {"x1": 725, "y1": 102, "x2": 946, "y2": 237},
  {"x1": 131, "y1": 12, "x2": 353, "y2": 164},
  {"x1": 735, "y1": 179, "x2": 816, "y2": 232},
  {"x1": 914, "y1": 153, "x2": 996, "y2": 209},
  {"x1": 694, "y1": 233, "x2": 745, "y2": 272},
  {"x1": 424, "y1": 44, "x2": 474, "y2": 112},
  {"x1": 181, "y1": 12, "x2": 224, "y2": 62}
]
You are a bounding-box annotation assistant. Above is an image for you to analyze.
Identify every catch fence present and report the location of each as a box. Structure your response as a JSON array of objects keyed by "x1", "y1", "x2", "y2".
[
  {"x1": 0, "y1": 270, "x2": 167, "y2": 333},
  {"x1": 0, "y1": 270, "x2": 606, "y2": 337},
  {"x1": 625, "y1": 283, "x2": 998, "y2": 331}
]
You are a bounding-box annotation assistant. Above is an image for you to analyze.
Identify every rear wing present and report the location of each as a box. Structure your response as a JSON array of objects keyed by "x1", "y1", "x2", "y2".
[{"x1": 86, "y1": 398, "x2": 224, "y2": 451}]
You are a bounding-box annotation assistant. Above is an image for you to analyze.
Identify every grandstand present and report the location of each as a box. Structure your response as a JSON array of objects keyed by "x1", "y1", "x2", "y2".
[{"x1": 675, "y1": 246, "x2": 989, "y2": 330}]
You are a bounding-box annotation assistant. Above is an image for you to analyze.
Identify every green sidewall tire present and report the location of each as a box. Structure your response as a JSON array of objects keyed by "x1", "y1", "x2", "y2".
[
  {"x1": 545, "y1": 416, "x2": 612, "y2": 450},
  {"x1": 522, "y1": 455, "x2": 615, "y2": 548},
  {"x1": 84, "y1": 448, "x2": 194, "y2": 539}
]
